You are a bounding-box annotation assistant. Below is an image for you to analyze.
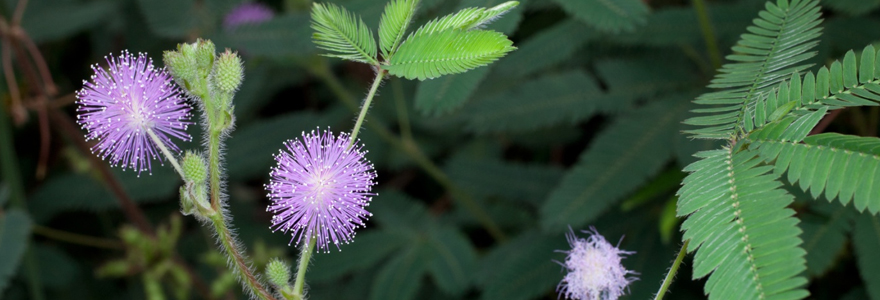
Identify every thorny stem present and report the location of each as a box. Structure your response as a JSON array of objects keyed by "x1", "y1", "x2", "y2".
[
  {"x1": 147, "y1": 128, "x2": 185, "y2": 178},
  {"x1": 654, "y1": 239, "x2": 690, "y2": 300},
  {"x1": 691, "y1": 0, "x2": 722, "y2": 70},
  {"x1": 309, "y1": 61, "x2": 508, "y2": 241},
  {"x1": 349, "y1": 69, "x2": 386, "y2": 147},
  {"x1": 292, "y1": 239, "x2": 316, "y2": 300}
]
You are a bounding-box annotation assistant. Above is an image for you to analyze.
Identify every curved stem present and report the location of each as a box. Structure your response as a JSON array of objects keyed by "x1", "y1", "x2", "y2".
[
  {"x1": 32, "y1": 225, "x2": 124, "y2": 250},
  {"x1": 654, "y1": 239, "x2": 690, "y2": 300},
  {"x1": 691, "y1": 0, "x2": 722, "y2": 70},
  {"x1": 210, "y1": 214, "x2": 277, "y2": 300},
  {"x1": 292, "y1": 238, "x2": 316, "y2": 299},
  {"x1": 208, "y1": 129, "x2": 222, "y2": 210},
  {"x1": 349, "y1": 69, "x2": 385, "y2": 147},
  {"x1": 147, "y1": 128, "x2": 185, "y2": 178}
]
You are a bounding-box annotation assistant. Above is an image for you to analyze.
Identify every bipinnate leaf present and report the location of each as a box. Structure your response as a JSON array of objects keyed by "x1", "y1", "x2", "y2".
[
  {"x1": 854, "y1": 214, "x2": 880, "y2": 299},
  {"x1": 379, "y1": 0, "x2": 419, "y2": 60},
  {"x1": 311, "y1": 2, "x2": 379, "y2": 65},
  {"x1": 552, "y1": 0, "x2": 648, "y2": 33},
  {"x1": 0, "y1": 209, "x2": 32, "y2": 294},
  {"x1": 541, "y1": 97, "x2": 686, "y2": 231},
  {"x1": 426, "y1": 227, "x2": 477, "y2": 296},
  {"x1": 369, "y1": 243, "x2": 429, "y2": 300},
  {"x1": 410, "y1": 1, "x2": 519, "y2": 38},
  {"x1": 384, "y1": 29, "x2": 515, "y2": 80},
  {"x1": 800, "y1": 200, "x2": 855, "y2": 277}
]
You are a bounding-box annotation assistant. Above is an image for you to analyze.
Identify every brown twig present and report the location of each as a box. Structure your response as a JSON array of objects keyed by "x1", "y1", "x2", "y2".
[
  {"x1": 1, "y1": 38, "x2": 26, "y2": 124},
  {"x1": 809, "y1": 109, "x2": 842, "y2": 136}
]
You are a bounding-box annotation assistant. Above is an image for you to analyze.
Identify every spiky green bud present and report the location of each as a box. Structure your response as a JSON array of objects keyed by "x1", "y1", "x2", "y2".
[
  {"x1": 265, "y1": 259, "x2": 291, "y2": 288},
  {"x1": 182, "y1": 151, "x2": 208, "y2": 183},
  {"x1": 195, "y1": 39, "x2": 216, "y2": 73},
  {"x1": 211, "y1": 49, "x2": 244, "y2": 94},
  {"x1": 163, "y1": 50, "x2": 197, "y2": 89}
]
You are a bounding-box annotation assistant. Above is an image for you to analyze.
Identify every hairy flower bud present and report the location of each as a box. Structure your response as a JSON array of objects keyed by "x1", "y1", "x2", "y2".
[
  {"x1": 195, "y1": 39, "x2": 216, "y2": 73},
  {"x1": 163, "y1": 51, "x2": 197, "y2": 89},
  {"x1": 265, "y1": 259, "x2": 291, "y2": 288},
  {"x1": 182, "y1": 151, "x2": 208, "y2": 183},
  {"x1": 211, "y1": 49, "x2": 244, "y2": 94}
]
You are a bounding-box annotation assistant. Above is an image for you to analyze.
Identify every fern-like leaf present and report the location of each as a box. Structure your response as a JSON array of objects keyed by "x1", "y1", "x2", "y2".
[
  {"x1": 384, "y1": 29, "x2": 515, "y2": 80},
  {"x1": 684, "y1": 0, "x2": 822, "y2": 139},
  {"x1": 378, "y1": 0, "x2": 419, "y2": 60},
  {"x1": 677, "y1": 149, "x2": 808, "y2": 300},
  {"x1": 408, "y1": 1, "x2": 519, "y2": 39},
  {"x1": 311, "y1": 2, "x2": 379, "y2": 65},
  {"x1": 750, "y1": 130, "x2": 880, "y2": 214}
]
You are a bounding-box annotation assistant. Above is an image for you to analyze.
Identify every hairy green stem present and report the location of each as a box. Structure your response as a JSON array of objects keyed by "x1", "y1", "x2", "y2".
[
  {"x1": 654, "y1": 239, "x2": 690, "y2": 300},
  {"x1": 691, "y1": 0, "x2": 722, "y2": 70},
  {"x1": 208, "y1": 130, "x2": 222, "y2": 210},
  {"x1": 146, "y1": 128, "x2": 185, "y2": 178},
  {"x1": 309, "y1": 61, "x2": 507, "y2": 241},
  {"x1": 210, "y1": 213, "x2": 277, "y2": 300},
  {"x1": 292, "y1": 239, "x2": 316, "y2": 300},
  {"x1": 349, "y1": 69, "x2": 386, "y2": 147}
]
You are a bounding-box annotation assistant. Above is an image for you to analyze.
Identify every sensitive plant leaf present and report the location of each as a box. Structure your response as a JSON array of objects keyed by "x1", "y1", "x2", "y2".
[
  {"x1": 541, "y1": 97, "x2": 687, "y2": 232},
  {"x1": 369, "y1": 244, "x2": 430, "y2": 300},
  {"x1": 410, "y1": 1, "x2": 519, "y2": 38},
  {"x1": 415, "y1": 66, "x2": 490, "y2": 116},
  {"x1": 493, "y1": 20, "x2": 594, "y2": 79},
  {"x1": 677, "y1": 149, "x2": 808, "y2": 300},
  {"x1": 369, "y1": 190, "x2": 431, "y2": 231},
  {"x1": 750, "y1": 131, "x2": 880, "y2": 214},
  {"x1": 379, "y1": 0, "x2": 419, "y2": 60},
  {"x1": 854, "y1": 214, "x2": 880, "y2": 299},
  {"x1": 22, "y1": 1, "x2": 114, "y2": 43},
  {"x1": 445, "y1": 156, "x2": 563, "y2": 206},
  {"x1": 684, "y1": 0, "x2": 822, "y2": 139},
  {"x1": 477, "y1": 231, "x2": 567, "y2": 300},
  {"x1": 311, "y1": 2, "x2": 379, "y2": 65},
  {"x1": 385, "y1": 29, "x2": 515, "y2": 80},
  {"x1": 136, "y1": 0, "x2": 195, "y2": 38},
  {"x1": 426, "y1": 227, "x2": 478, "y2": 296},
  {"x1": 310, "y1": 230, "x2": 411, "y2": 282},
  {"x1": 211, "y1": 14, "x2": 314, "y2": 58},
  {"x1": 551, "y1": 0, "x2": 648, "y2": 33},
  {"x1": 0, "y1": 210, "x2": 32, "y2": 294},
  {"x1": 799, "y1": 200, "x2": 856, "y2": 277},
  {"x1": 463, "y1": 71, "x2": 598, "y2": 133}
]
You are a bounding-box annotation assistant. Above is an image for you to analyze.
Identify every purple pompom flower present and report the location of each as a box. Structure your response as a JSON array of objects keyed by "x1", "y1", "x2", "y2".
[
  {"x1": 224, "y1": 2, "x2": 274, "y2": 30},
  {"x1": 76, "y1": 51, "x2": 192, "y2": 175},
  {"x1": 265, "y1": 129, "x2": 377, "y2": 252},
  {"x1": 557, "y1": 227, "x2": 638, "y2": 300}
]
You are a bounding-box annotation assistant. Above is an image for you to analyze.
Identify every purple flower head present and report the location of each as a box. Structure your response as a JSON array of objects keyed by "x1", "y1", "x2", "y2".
[
  {"x1": 265, "y1": 129, "x2": 377, "y2": 252},
  {"x1": 76, "y1": 51, "x2": 192, "y2": 175},
  {"x1": 224, "y1": 2, "x2": 274, "y2": 30},
  {"x1": 557, "y1": 227, "x2": 638, "y2": 300}
]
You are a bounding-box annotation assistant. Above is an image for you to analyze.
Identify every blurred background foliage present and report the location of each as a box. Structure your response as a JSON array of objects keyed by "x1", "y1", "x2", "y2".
[{"x1": 1, "y1": 0, "x2": 880, "y2": 299}]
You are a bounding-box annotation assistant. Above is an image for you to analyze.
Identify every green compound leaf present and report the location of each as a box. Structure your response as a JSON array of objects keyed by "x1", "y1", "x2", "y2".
[
  {"x1": 540, "y1": 96, "x2": 686, "y2": 231},
  {"x1": 477, "y1": 231, "x2": 567, "y2": 300},
  {"x1": 311, "y1": 2, "x2": 379, "y2": 65},
  {"x1": 0, "y1": 209, "x2": 32, "y2": 294},
  {"x1": 551, "y1": 0, "x2": 649, "y2": 33},
  {"x1": 410, "y1": 1, "x2": 519, "y2": 38},
  {"x1": 136, "y1": 0, "x2": 195, "y2": 38},
  {"x1": 369, "y1": 244, "x2": 430, "y2": 300},
  {"x1": 493, "y1": 20, "x2": 594, "y2": 79},
  {"x1": 379, "y1": 0, "x2": 419, "y2": 60},
  {"x1": 385, "y1": 29, "x2": 515, "y2": 80},
  {"x1": 677, "y1": 149, "x2": 808, "y2": 300},
  {"x1": 426, "y1": 226, "x2": 477, "y2": 296},
  {"x1": 463, "y1": 71, "x2": 599, "y2": 133},
  {"x1": 854, "y1": 213, "x2": 880, "y2": 299},
  {"x1": 309, "y1": 230, "x2": 410, "y2": 283},
  {"x1": 414, "y1": 66, "x2": 490, "y2": 116},
  {"x1": 684, "y1": 0, "x2": 822, "y2": 139},
  {"x1": 799, "y1": 200, "x2": 856, "y2": 277},
  {"x1": 445, "y1": 156, "x2": 563, "y2": 205}
]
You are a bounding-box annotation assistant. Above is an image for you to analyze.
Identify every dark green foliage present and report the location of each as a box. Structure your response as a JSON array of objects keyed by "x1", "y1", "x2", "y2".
[
  {"x1": 21, "y1": 1, "x2": 113, "y2": 43},
  {"x1": 211, "y1": 14, "x2": 315, "y2": 58},
  {"x1": 551, "y1": 0, "x2": 648, "y2": 33},
  {"x1": 0, "y1": 210, "x2": 31, "y2": 294},
  {"x1": 136, "y1": 0, "x2": 195, "y2": 38},
  {"x1": 476, "y1": 232, "x2": 567, "y2": 300},
  {"x1": 414, "y1": 62, "x2": 490, "y2": 115},
  {"x1": 799, "y1": 200, "x2": 856, "y2": 277},
  {"x1": 854, "y1": 214, "x2": 880, "y2": 299}
]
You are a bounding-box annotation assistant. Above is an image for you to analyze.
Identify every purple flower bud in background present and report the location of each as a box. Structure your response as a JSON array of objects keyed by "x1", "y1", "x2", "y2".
[
  {"x1": 224, "y1": 2, "x2": 274, "y2": 30},
  {"x1": 265, "y1": 129, "x2": 377, "y2": 252},
  {"x1": 76, "y1": 51, "x2": 192, "y2": 175},
  {"x1": 557, "y1": 227, "x2": 638, "y2": 300}
]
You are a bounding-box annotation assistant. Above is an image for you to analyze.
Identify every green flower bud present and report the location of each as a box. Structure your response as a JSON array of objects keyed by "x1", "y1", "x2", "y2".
[
  {"x1": 182, "y1": 151, "x2": 208, "y2": 183},
  {"x1": 195, "y1": 39, "x2": 216, "y2": 72},
  {"x1": 265, "y1": 259, "x2": 291, "y2": 288},
  {"x1": 179, "y1": 186, "x2": 196, "y2": 216},
  {"x1": 163, "y1": 50, "x2": 197, "y2": 89},
  {"x1": 211, "y1": 49, "x2": 244, "y2": 94}
]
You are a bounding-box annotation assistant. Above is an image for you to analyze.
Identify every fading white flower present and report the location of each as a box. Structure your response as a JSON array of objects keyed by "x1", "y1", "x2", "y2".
[{"x1": 557, "y1": 227, "x2": 638, "y2": 300}]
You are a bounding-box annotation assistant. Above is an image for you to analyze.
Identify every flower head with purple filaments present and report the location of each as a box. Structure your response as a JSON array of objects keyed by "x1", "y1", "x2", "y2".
[
  {"x1": 224, "y1": 2, "x2": 274, "y2": 30},
  {"x1": 265, "y1": 129, "x2": 377, "y2": 252},
  {"x1": 557, "y1": 227, "x2": 638, "y2": 300},
  {"x1": 76, "y1": 51, "x2": 192, "y2": 175}
]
